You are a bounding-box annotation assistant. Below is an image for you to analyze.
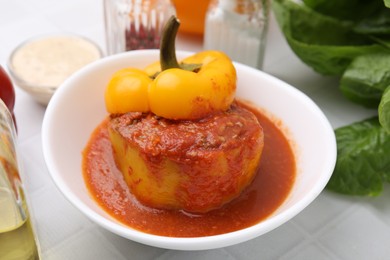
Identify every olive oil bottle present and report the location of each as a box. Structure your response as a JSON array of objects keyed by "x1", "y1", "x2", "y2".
[
  {"x1": 0, "y1": 99, "x2": 40, "y2": 259},
  {"x1": 0, "y1": 187, "x2": 39, "y2": 260}
]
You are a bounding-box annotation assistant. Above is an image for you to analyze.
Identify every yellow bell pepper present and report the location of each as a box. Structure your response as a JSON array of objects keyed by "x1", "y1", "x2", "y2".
[
  {"x1": 105, "y1": 16, "x2": 237, "y2": 120},
  {"x1": 105, "y1": 68, "x2": 151, "y2": 113},
  {"x1": 147, "y1": 50, "x2": 236, "y2": 119}
]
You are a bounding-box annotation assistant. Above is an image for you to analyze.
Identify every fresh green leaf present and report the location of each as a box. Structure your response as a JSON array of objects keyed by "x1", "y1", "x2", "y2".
[
  {"x1": 303, "y1": 0, "x2": 382, "y2": 21},
  {"x1": 273, "y1": 0, "x2": 390, "y2": 196},
  {"x1": 327, "y1": 117, "x2": 390, "y2": 195},
  {"x1": 367, "y1": 35, "x2": 390, "y2": 49},
  {"x1": 385, "y1": 0, "x2": 390, "y2": 8},
  {"x1": 379, "y1": 86, "x2": 390, "y2": 132},
  {"x1": 340, "y1": 53, "x2": 390, "y2": 108},
  {"x1": 273, "y1": 0, "x2": 386, "y2": 75},
  {"x1": 355, "y1": 7, "x2": 390, "y2": 34}
]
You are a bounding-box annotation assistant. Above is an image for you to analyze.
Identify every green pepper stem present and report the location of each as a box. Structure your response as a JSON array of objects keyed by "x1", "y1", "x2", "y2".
[{"x1": 160, "y1": 16, "x2": 181, "y2": 71}]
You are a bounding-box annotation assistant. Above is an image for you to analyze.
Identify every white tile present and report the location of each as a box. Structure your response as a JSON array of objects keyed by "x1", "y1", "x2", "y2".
[
  {"x1": 17, "y1": 134, "x2": 49, "y2": 192},
  {"x1": 225, "y1": 222, "x2": 306, "y2": 260},
  {"x1": 265, "y1": 56, "x2": 325, "y2": 96},
  {"x1": 43, "y1": 227, "x2": 127, "y2": 260},
  {"x1": 361, "y1": 183, "x2": 390, "y2": 227},
  {"x1": 97, "y1": 227, "x2": 167, "y2": 260},
  {"x1": 21, "y1": 0, "x2": 87, "y2": 14},
  {"x1": 157, "y1": 249, "x2": 236, "y2": 260},
  {"x1": 29, "y1": 186, "x2": 94, "y2": 250},
  {"x1": 43, "y1": 0, "x2": 104, "y2": 38},
  {"x1": 0, "y1": 0, "x2": 32, "y2": 25},
  {"x1": 319, "y1": 206, "x2": 390, "y2": 260},
  {"x1": 293, "y1": 191, "x2": 356, "y2": 234},
  {"x1": 281, "y1": 243, "x2": 337, "y2": 260},
  {"x1": 263, "y1": 12, "x2": 291, "y2": 70},
  {"x1": 0, "y1": 14, "x2": 59, "y2": 52},
  {"x1": 309, "y1": 81, "x2": 377, "y2": 129},
  {"x1": 13, "y1": 89, "x2": 46, "y2": 142}
]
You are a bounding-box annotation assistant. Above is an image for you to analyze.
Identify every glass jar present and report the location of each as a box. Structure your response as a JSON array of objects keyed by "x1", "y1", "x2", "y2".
[
  {"x1": 104, "y1": 0, "x2": 176, "y2": 55},
  {"x1": 204, "y1": 0, "x2": 270, "y2": 69},
  {"x1": 172, "y1": 0, "x2": 211, "y2": 35}
]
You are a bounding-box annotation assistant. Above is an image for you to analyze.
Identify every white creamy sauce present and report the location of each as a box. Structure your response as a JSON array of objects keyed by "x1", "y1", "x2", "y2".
[{"x1": 11, "y1": 35, "x2": 101, "y2": 87}]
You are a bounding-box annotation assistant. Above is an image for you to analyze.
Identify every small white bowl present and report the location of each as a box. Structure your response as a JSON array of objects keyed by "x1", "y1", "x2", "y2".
[
  {"x1": 42, "y1": 50, "x2": 336, "y2": 250},
  {"x1": 8, "y1": 34, "x2": 103, "y2": 105}
]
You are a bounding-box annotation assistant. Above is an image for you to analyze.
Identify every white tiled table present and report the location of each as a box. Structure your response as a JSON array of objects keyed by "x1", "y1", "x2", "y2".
[{"x1": 1, "y1": 0, "x2": 390, "y2": 259}]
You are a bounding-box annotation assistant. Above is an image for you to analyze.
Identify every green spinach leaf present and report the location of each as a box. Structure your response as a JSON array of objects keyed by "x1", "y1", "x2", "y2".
[
  {"x1": 274, "y1": 0, "x2": 390, "y2": 196},
  {"x1": 327, "y1": 117, "x2": 390, "y2": 195},
  {"x1": 340, "y1": 53, "x2": 390, "y2": 108},
  {"x1": 379, "y1": 86, "x2": 390, "y2": 132},
  {"x1": 273, "y1": 0, "x2": 386, "y2": 75},
  {"x1": 303, "y1": 0, "x2": 382, "y2": 21},
  {"x1": 355, "y1": 7, "x2": 390, "y2": 34}
]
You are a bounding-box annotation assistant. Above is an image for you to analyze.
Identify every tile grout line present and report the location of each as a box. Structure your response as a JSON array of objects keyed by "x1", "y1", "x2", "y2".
[
  {"x1": 40, "y1": 224, "x2": 130, "y2": 260},
  {"x1": 278, "y1": 237, "x2": 342, "y2": 260},
  {"x1": 281, "y1": 204, "x2": 362, "y2": 259},
  {"x1": 293, "y1": 202, "x2": 360, "y2": 238}
]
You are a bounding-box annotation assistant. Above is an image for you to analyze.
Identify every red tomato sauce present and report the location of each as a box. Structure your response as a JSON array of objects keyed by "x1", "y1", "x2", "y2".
[{"x1": 82, "y1": 102, "x2": 296, "y2": 237}]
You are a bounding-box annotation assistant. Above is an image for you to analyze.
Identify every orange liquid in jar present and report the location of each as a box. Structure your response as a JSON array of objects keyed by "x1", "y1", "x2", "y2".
[{"x1": 172, "y1": 0, "x2": 211, "y2": 35}]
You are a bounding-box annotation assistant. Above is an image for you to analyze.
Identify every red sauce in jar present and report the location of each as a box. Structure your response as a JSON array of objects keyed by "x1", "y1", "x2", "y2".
[{"x1": 82, "y1": 101, "x2": 296, "y2": 237}]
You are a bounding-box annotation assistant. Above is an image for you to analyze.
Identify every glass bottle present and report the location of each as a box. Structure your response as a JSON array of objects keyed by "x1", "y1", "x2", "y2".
[
  {"x1": 104, "y1": 0, "x2": 176, "y2": 55},
  {"x1": 204, "y1": 0, "x2": 270, "y2": 70},
  {"x1": 0, "y1": 100, "x2": 40, "y2": 259}
]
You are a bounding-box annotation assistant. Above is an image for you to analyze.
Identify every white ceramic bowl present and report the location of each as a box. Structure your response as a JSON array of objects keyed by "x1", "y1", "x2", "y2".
[{"x1": 42, "y1": 50, "x2": 336, "y2": 250}]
